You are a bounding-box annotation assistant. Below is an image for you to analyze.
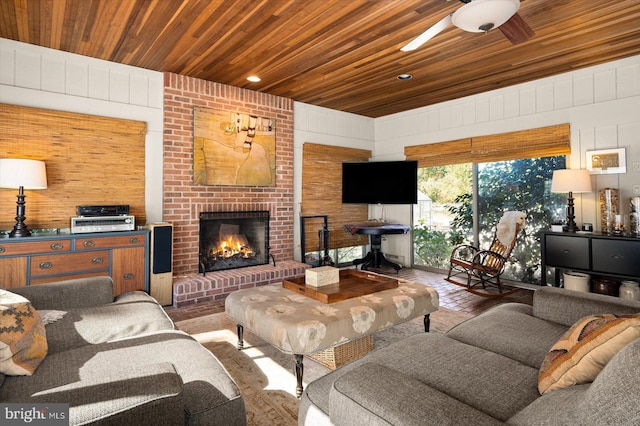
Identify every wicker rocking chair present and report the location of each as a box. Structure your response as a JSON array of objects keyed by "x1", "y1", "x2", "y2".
[{"x1": 446, "y1": 212, "x2": 525, "y2": 297}]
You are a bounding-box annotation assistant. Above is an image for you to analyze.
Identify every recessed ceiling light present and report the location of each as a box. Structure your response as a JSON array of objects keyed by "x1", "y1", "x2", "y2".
[
  {"x1": 397, "y1": 74, "x2": 413, "y2": 81},
  {"x1": 247, "y1": 75, "x2": 261, "y2": 82}
]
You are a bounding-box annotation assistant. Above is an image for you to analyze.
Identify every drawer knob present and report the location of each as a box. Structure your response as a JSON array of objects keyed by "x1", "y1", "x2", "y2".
[
  {"x1": 83, "y1": 240, "x2": 95, "y2": 247},
  {"x1": 561, "y1": 249, "x2": 571, "y2": 255},
  {"x1": 123, "y1": 273, "x2": 135, "y2": 280},
  {"x1": 50, "y1": 243, "x2": 63, "y2": 250},
  {"x1": 92, "y1": 257, "x2": 103, "y2": 264},
  {"x1": 39, "y1": 261, "x2": 53, "y2": 269},
  {"x1": 0, "y1": 246, "x2": 4, "y2": 253},
  {"x1": 610, "y1": 254, "x2": 624, "y2": 260},
  {"x1": 129, "y1": 237, "x2": 139, "y2": 244}
]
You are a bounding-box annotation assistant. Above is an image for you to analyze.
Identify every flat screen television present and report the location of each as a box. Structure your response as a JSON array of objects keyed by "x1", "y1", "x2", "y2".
[{"x1": 342, "y1": 160, "x2": 418, "y2": 204}]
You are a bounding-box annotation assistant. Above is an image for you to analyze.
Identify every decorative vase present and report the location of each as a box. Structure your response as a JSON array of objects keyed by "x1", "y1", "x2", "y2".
[
  {"x1": 630, "y1": 197, "x2": 640, "y2": 236},
  {"x1": 619, "y1": 281, "x2": 640, "y2": 301},
  {"x1": 591, "y1": 278, "x2": 619, "y2": 297},
  {"x1": 599, "y1": 188, "x2": 619, "y2": 235}
]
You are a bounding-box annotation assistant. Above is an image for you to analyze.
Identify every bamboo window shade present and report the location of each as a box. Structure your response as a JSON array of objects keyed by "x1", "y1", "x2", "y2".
[
  {"x1": 405, "y1": 138, "x2": 472, "y2": 167},
  {"x1": 405, "y1": 124, "x2": 570, "y2": 167},
  {"x1": 302, "y1": 143, "x2": 371, "y2": 250},
  {"x1": 0, "y1": 104, "x2": 147, "y2": 231}
]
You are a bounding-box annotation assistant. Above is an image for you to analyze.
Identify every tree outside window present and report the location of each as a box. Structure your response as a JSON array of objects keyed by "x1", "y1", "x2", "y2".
[{"x1": 413, "y1": 155, "x2": 566, "y2": 284}]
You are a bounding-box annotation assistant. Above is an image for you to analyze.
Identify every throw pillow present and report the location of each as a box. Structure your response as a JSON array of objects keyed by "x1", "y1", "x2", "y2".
[
  {"x1": 0, "y1": 289, "x2": 48, "y2": 375},
  {"x1": 538, "y1": 313, "x2": 640, "y2": 395}
]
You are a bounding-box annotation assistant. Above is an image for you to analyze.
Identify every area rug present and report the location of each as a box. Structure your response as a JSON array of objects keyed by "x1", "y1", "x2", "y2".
[{"x1": 176, "y1": 307, "x2": 474, "y2": 426}]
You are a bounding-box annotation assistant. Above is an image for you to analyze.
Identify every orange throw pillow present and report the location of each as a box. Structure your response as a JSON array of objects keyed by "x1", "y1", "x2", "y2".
[
  {"x1": 0, "y1": 290, "x2": 48, "y2": 375},
  {"x1": 538, "y1": 313, "x2": 640, "y2": 395}
]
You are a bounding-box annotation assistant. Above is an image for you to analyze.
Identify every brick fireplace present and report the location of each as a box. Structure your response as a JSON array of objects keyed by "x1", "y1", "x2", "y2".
[
  {"x1": 199, "y1": 210, "x2": 270, "y2": 273},
  {"x1": 163, "y1": 73, "x2": 307, "y2": 307}
]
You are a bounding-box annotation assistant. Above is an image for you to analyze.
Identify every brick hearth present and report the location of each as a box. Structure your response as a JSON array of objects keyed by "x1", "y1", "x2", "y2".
[{"x1": 172, "y1": 260, "x2": 309, "y2": 308}]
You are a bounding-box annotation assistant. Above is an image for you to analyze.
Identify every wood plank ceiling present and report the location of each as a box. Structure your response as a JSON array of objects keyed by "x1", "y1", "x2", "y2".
[{"x1": 1, "y1": 0, "x2": 639, "y2": 118}]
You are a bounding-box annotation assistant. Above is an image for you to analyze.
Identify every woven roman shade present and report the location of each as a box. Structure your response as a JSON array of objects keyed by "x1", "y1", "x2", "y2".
[
  {"x1": 301, "y1": 143, "x2": 370, "y2": 250},
  {"x1": 472, "y1": 124, "x2": 570, "y2": 163},
  {"x1": 404, "y1": 124, "x2": 570, "y2": 167},
  {"x1": 405, "y1": 138, "x2": 472, "y2": 167},
  {"x1": 0, "y1": 103, "x2": 147, "y2": 230}
]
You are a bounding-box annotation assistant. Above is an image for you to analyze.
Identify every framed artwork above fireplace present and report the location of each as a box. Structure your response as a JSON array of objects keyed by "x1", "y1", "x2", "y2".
[{"x1": 193, "y1": 106, "x2": 276, "y2": 186}]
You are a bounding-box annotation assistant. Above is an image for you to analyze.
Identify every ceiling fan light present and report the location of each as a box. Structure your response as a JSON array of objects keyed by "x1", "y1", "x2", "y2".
[{"x1": 452, "y1": 0, "x2": 519, "y2": 33}]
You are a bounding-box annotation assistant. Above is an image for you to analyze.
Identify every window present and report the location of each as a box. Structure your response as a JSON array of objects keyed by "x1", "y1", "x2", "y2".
[
  {"x1": 413, "y1": 163, "x2": 472, "y2": 270},
  {"x1": 413, "y1": 155, "x2": 566, "y2": 284},
  {"x1": 406, "y1": 124, "x2": 571, "y2": 284}
]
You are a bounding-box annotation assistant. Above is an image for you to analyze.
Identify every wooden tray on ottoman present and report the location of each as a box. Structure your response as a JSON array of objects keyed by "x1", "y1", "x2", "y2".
[{"x1": 283, "y1": 269, "x2": 398, "y2": 303}]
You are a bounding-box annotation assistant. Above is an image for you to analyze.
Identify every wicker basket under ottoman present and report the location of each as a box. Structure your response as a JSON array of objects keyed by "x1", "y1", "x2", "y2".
[{"x1": 308, "y1": 335, "x2": 374, "y2": 370}]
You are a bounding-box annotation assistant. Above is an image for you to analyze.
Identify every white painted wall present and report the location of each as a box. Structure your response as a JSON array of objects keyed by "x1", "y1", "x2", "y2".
[
  {"x1": 0, "y1": 38, "x2": 165, "y2": 223},
  {"x1": 3, "y1": 37, "x2": 638, "y2": 269},
  {"x1": 293, "y1": 102, "x2": 375, "y2": 261},
  {"x1": 376, "y1": 55, "x2": 640, "y2": 265}
]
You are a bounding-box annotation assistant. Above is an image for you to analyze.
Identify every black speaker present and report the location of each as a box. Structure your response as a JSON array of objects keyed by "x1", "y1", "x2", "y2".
[
  {"x1": 152, "y1": 225, "x2": 172, "y2": 274},
  {"x1": 146, "y1": 223, "x2": 173, "y2": 306}
]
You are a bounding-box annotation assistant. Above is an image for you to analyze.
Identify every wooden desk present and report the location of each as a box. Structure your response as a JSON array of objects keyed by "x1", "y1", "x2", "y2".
[{"x1": 344, "y1": 223, "x2": 410, "y2": 271}]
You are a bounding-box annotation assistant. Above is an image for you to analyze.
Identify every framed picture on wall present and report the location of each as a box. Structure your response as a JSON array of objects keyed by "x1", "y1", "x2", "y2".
[
  {"x1": 586, "y1": 148, "x2": 626, "y2": 174},
  {"x1": 193, "y1": 107, "x2": 276, "y2": 186}
]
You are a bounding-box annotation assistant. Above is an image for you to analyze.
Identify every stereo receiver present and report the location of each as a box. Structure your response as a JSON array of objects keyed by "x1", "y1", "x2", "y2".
[
  {"x1": 77, "y1": 205, "x2": 130, "y2": 217},
  {"x1": 71, "y1": 215, "x2": 135, "y2": 234}
]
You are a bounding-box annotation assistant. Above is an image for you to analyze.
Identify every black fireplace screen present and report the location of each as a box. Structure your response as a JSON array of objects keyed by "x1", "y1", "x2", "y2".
[{"x1": 199, "y1": 211, "x2": 270, "y2": 273}]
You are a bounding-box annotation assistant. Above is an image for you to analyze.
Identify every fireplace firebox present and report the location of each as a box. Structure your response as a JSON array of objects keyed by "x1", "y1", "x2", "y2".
[{"x1": 199, "y1": 211, "x2": 270, "y2": 273}]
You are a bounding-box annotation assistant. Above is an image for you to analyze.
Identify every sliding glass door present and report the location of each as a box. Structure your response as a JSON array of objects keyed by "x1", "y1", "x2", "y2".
[{"x1": 413, "y1": 155, "x2": 566, "y2": 284}]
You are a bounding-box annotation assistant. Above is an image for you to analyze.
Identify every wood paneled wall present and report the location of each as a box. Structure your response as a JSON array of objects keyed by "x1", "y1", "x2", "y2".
[{"x1": 0, "y1": 104, "x2": 146, "y2": 231}]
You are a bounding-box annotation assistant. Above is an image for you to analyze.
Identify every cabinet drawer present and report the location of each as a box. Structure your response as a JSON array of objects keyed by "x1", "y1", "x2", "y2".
[
  {"x1": 544, "y1": 235, "x2": 590, "y2": 270},
  {"x1": 75, "y1": 234, "x2": 146, "y2": 250},
  {"x1": 30, "y1": 251, "x2": 110, "y2": 276},
  {"x1": 592, "y1": 239, "x2": 640, "y2": 277},
  {"x1": 0, "y1": 239, "x2": 70, "y2": 256}
]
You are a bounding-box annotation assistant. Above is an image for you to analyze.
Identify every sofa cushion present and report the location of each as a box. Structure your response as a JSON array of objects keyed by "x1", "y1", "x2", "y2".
[
  {"x1": 330, "y1": 362, "x2": 504, "y2": 426},
  {"x1": 10, "y1": 276, "x2": 115, "y2": 310},
  {"x1": 0, "y1": 289, "x2": 47, "y2": 375},
  {"x1": 532, "y1": 287, "x2": 640, "y2": 327},
  {"x1": 302, "y1": 332, "x2": 540, "y2": 422},
  {"x1": 509, "y1": 337, "x2": 640, "y2": 426},
  {"x1": 538, "y1": 314, "x2": 640, "y2": 395},
  {"x1": 446, "y1": 303, "x2": 568, "y2": 368},
  {"x1": 46, "y1": 361, "x2": 183, "y2": 425},
  {"x1": 42, "y1": 291, "x2": 174, "y2": 355},
  {"x1": 0, "y1": 330, "x2": 245, "y2": 425}
]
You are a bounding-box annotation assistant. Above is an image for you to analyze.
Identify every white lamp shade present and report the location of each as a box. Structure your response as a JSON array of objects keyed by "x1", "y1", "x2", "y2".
[
  {"x1": 0, "y1": 159, "x2": 48, "y2": 189},
  {"x1": 452, "y1": 0, "x2": 520, "y2": 33},
  {"x1": 551, "y1": 169, "x2": 592, "y2": 194}
]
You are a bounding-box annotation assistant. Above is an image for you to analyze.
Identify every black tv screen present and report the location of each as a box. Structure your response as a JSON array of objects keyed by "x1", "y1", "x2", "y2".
[{"x1": 342, "y1": 160, "x2": 418, "y2": 204}]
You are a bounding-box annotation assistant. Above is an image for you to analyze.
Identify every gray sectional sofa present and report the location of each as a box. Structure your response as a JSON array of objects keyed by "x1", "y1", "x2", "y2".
[
  {"x1": 299, "y1": 286, "x2": 640, "y2": 425},
  {"x1": 1, "y1": 276, "x2": 246, "y2": 425}
]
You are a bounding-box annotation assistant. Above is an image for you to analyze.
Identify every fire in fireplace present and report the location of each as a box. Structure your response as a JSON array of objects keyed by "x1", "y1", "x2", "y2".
[{"x1": 199, "y1": 211, "x2": 270, "y2": 273}]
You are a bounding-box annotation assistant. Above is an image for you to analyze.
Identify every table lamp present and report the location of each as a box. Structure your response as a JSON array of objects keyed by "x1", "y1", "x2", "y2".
[
  {"x1": 551, "y1": 169, "x2": 592, "y2": 233},
  {"x1": 0, "y1": 158, "x2": 48, "y2": 238}
]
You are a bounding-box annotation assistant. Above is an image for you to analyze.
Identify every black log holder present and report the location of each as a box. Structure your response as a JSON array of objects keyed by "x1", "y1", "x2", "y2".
[{"x1": 300, "y1": 215, "x2": 334, "y2": 267}]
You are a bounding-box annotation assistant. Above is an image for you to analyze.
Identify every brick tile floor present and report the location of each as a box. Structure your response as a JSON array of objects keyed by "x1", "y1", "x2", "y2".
[{"x1": 163, "y1": 267, "x2": 533, "y2": 322}]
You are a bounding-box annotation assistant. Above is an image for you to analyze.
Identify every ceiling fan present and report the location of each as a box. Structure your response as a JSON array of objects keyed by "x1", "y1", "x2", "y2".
[{"x1": 401, "y1": 0, "x2": 534, "y2": 52}]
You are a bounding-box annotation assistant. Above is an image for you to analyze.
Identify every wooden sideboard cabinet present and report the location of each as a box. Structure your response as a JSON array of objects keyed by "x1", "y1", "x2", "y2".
[
  {"x1": 541, "y1": 231, "x2": 640, "y2": 287},
  {"x1": 0, "y1": 230, "x2": 149, "y2": 296}
]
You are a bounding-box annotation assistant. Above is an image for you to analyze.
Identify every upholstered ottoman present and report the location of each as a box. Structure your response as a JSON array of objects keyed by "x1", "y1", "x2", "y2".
[{"x1": 225, "y1": 275, "x2": 439, "y2": 396}]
